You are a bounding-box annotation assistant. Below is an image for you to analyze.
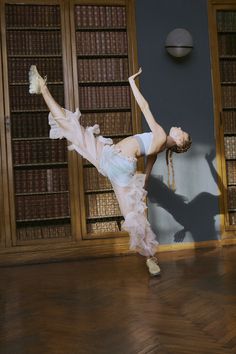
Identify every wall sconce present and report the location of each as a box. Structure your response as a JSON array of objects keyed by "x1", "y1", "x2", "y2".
[{"x1": 165, "y1": 28, "x2": 193, "y2": 58}]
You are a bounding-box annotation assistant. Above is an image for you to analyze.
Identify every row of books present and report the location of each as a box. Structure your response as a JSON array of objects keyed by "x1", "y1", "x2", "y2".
[
  {"x1": 13, "y1": 139, "x2": 67, "y2": 165},
  {"x1": 11, "y1": 111, "x2": 132, "y2": 140},
  {"x1": 220, "y1": 61, "x2": 236, "y2": 82},
  {"x1": 78, "y1": 57, "x2": 129, "y2": 82},
  {"x1": 75, "y1": 5, "x2": 126, "y2": 29},
  {"x1": 8, "y1": 58, "x2": 63, "y2": 84},
  {"x1": 7, "y1": 31, "x2": 62, "y2": 56},
  {"x1": 84, "y1": 167, "x2": 111, "y2": 191},
  {"x1": 227, "y1": 186, "x2": 236, "y2": 209},
  {"x1": 80, "y1": 111, "x2": 132, "y2": 136},
  {"x1": 17, "y1": 224, "x2": 71, "y2": 241},
  {"x1": 85, "y1": 192, "x2": 120, "y2": 218},
  {"x1": 12, "y1": 113, "x2": 49, "y2": 139},
  {"x1": 10, "y1": 85, "x2": 64, "y2": 111},
  {"x1": 86, "y1": 220, "x2": 120, "y2": 234},
  {"x1": 14, "y1": 168, "x2": 69, "y2": 194},
  {"x1": 79, "y1": 85, "x2": 131, "y2": 109},
  {"x1": 227, "y1": 161, "x2": 236, "y2": 185},
  {"x1": 218, "y1": 35, "x2": 236, "y2": 56},
  {"x1": 217, "y1": 11, "x2": 236, "y2": 32},
  {"x1": 224, "y1": 136, "x2": 236, "y2": 159},
  {"x1": 76, "y1": 31, "x2": 128, "y2": 55},
  {"x1": 16, "y1": 193, "x2": 70, "y2": 220},
  {"x1": 5, "y1": 4, "x2": 61, "y2": 28},
  {"x1": 223, "y1": 111, "x2": 236, "y2": 133},
  {"x1": 221, "y1": 86, "x2": 236, "y2": 108}
]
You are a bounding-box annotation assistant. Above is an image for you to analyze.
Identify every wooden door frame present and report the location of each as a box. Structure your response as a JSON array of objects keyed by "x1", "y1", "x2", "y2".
[
  {"x1": 0, "y1": 32, "x2": 7, "y2": 248},
  {"x1": 208, "y1": 0, "x2": 236, "y2": 239}
]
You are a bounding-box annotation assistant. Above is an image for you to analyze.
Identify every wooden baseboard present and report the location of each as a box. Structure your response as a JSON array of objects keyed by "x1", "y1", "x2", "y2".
[
  {"x1": 1, "y1": 237, "x2": 236, "y2": 267},
  {"x1": 157, "y1": 240, "x2": 222, "y2": 252}
]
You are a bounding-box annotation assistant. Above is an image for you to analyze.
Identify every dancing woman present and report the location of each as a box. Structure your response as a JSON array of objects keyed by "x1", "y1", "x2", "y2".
[{"x1": 29, "y1": 66, "x2": 191, "y2": 276}]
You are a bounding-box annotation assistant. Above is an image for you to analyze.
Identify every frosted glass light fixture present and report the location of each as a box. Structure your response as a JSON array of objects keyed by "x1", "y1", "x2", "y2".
[{"x1": 165, "y1": 28, "x2": 193, "y2": 58}]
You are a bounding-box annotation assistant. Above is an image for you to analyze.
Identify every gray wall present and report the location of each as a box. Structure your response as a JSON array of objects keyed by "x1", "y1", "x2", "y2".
[{"x1": 135, "y1": 0, "x2": 220, "y2": 244}]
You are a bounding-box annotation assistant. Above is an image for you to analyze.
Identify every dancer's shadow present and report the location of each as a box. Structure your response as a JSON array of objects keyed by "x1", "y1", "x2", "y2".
[{"x1": 147, "y1": 150, "x2": 224, "y2": 242}]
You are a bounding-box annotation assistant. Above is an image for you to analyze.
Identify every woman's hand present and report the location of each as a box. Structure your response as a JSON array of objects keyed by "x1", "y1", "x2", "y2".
[{"x1": 128, "y1": 67, "x2": 142, "y2": 81}]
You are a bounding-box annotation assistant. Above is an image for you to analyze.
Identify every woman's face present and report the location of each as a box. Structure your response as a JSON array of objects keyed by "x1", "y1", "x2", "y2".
[{"x1": 169, "y1": 127, "x2": 188, "y2": 147}]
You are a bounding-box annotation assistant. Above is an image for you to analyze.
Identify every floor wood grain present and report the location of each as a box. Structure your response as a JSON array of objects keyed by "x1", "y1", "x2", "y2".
[{"x1": 0, "y1": 246, "x2": 236, "y2": 354}]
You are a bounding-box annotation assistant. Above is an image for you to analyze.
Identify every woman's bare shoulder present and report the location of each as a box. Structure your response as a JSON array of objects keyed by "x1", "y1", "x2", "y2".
[{"x1": 151, "y1": 127, "x2": 167, "y2": 152}]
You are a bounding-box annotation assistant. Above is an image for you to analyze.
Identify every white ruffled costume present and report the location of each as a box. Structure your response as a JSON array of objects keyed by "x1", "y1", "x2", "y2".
[{"x1": 49, "y1": 108, "x2": 159, "y2": 257}]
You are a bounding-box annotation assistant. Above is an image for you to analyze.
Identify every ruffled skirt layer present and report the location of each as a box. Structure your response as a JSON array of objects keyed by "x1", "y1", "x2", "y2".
[
  {"x1": 111, "y1": 174, "x2": 159, "y2": 257},
  {"x1": 48, "y1": 108, "x2": 158, "y2": 257}
]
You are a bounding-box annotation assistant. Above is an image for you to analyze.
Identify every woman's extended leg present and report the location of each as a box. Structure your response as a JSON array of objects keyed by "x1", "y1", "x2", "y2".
[
  {"x1": 29, "y1": 65, "x2": 87, "y2": 147},
  {"x1": 29, "y1": 65, "x2": 65, "y2": 118},
  {"x1": 28, "y1": 65, "x2": 109, "y2": 169}
]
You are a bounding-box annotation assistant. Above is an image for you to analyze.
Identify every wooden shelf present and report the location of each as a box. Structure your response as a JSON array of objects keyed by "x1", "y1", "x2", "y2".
[
  {"x1": 224, "y1": 132, "x2": 236, "y2": 136},
  {"x1": 80, "y1": 107, "x2": 131, "y2": 113},
  {"x1": 86, "y1": 215, "x2": 123, "y2": 221},
  {"x1": 218, "y1": 30, "x2": 236, "y2": 34},
  {"x1": 76, "y1": 27, "x2": 126, "y2": 32},
  {"x1": 16, "y1": 216, "x2": 70, "y2": 223},
  {"x1": 16, "y1": 191, "x2": 69, "y2": 196},
  {"x1": 8, "y1": 54, "x2": 62, "y2": 58},
  {"x1": 11, "y1": 109, "x2": 49, "y2": 113},
  {"x1": 9, "y1": 82, "x2": 63, "y2": 86},
  {"x1": 12, "y1": 137, "x2": 50, "y2": 141},
  {"x1": 85, "y1": 188, "x2": 113, "y2": 194},
  {"x1": 7, "y1": 26, "x2": 61, "y2": 31},
  {"x1": 223, "y1": 107, "x2": 236, "y2": 111},
  {"x1": 77, "y1": 54, "x2": 128, "y2": 59},
  {"x1": 105, "y1": 133, "x2": 132, "y2": 137},
  {"x1": 14, "y1": 162, "x2": 68, "y2": 168},
  {"x1": 78, "y1": 80, "x2": 128, "y2": 86},
  {"x1": 221, "y1": 82, "x2": 236, "y2": 85}
]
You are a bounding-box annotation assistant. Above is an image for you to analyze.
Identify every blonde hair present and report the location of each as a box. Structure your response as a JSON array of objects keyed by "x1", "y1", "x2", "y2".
[{"x1": 166, "y1": 134, "x2": 192, "y2": 191}]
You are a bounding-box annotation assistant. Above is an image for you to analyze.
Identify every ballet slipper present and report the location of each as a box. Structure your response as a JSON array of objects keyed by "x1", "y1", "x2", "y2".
[
  {"x1": 29, "y1": 65, "x2": 47, "y2": 94},
  {"x1": 146, "y1": 256, "x2": 161, "y2": 276}
]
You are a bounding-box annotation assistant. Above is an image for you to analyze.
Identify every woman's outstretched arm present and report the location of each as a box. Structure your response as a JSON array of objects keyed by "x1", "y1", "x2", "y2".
[{"x1": 128, "y1": 68, "x2": 165, "y2": 136}]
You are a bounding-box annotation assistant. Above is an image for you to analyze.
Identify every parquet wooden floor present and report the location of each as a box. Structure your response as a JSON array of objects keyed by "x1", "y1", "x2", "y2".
[{"x1": 0, "y1": 246, "x2": 236, "y2": 354}]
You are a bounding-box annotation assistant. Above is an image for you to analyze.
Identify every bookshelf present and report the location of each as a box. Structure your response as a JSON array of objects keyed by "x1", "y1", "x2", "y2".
[
  {"x1": 3, "y1": 2, "x2": 72, "y2": 243},
  {"x1": 71, "y1": 2, "x2": 135, "y2": 238},
  {"x1": 0, "y1": 0, "x2": 140, "y2": 265},
  {"x1": 209, "y1": 1, "x2": 236, "y2": 235}
]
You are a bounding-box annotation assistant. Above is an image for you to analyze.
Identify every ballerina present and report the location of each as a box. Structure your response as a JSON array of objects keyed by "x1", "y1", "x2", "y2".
[{"x1": 29, "y1": 65, "x2": 191, "y2": 276}]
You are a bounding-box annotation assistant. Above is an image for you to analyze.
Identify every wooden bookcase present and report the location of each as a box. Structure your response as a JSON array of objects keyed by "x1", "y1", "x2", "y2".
[
  {"x1": 70, "y1": 1, "x2": 135, "y2": 238},
  {"x1": 0, "y1": 37, "x2": 6, "y2": 249},
  {"x1": 209, "y1": 0, "x2": 236, "y2": 238},
  {"x1": 0, "y1": 0, "x2": 140, "y2": 265}
]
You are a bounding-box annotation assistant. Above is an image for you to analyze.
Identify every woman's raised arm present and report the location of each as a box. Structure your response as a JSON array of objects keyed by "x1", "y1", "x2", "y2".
[{"x1": 128, "y1": 68, "x2": 165, "y2": 137}]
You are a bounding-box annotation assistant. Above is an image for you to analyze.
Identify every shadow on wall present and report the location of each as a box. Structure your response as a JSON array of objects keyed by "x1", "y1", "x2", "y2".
[{"x1": 147, "y1": 150, "x2": 223, "y2": 243}]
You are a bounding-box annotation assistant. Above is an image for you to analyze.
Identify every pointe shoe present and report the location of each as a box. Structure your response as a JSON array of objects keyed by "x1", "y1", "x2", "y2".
[
  {"x1": 146, "y1": 257, "x2": 161, "y2": 276},
  {"x1": 29, "y1": 65, "x2": 47, "y2": 94}
]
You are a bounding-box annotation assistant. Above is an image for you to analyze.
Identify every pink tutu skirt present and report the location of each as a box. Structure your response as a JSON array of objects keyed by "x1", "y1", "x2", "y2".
[{"x1": 49, "y1": 108, "x2": 159, "y2": 257}]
